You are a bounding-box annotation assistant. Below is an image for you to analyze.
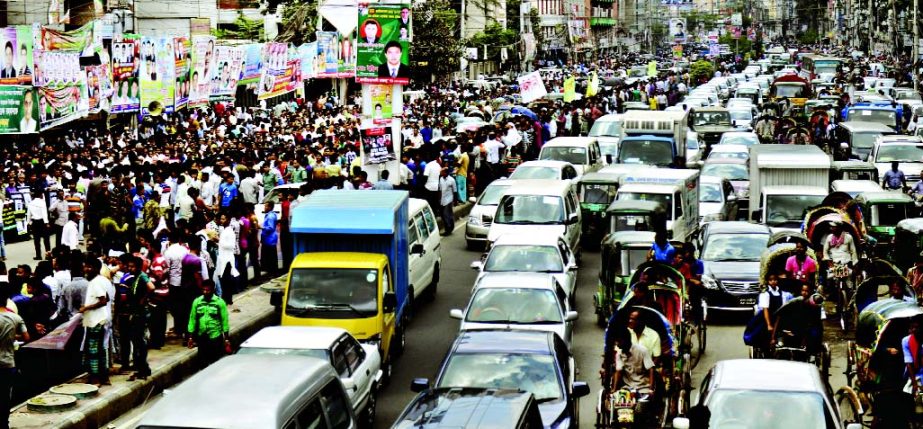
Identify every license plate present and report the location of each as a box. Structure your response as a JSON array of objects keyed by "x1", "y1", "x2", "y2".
[{"x1": 739, "y1": 298, "x2": 757, "y2": 306}]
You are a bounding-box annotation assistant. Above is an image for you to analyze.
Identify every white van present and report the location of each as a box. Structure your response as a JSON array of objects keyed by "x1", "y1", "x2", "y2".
[
  {"x1": 408, "y1": 198, "x2": 442, "y2": 302},
  {"x1": 538, "y1": 137, "x2": 603, "y2": 176},
  {"x1": 487, "y1": 180, "x2": 582, "y2": 258}
]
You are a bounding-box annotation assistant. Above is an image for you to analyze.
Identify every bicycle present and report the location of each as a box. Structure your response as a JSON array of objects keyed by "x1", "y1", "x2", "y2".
[{"x1": 825, "y1": 262, "x2": 854, "y2": 331}]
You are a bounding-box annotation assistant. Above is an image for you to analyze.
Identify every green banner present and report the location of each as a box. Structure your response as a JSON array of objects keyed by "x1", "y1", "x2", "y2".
[
  {"x1": 0, "y1": 85, "x2": 38, "y2": 134},
  {"x1": 356, "y1": 4, "x2": 411, "y2": 85}
]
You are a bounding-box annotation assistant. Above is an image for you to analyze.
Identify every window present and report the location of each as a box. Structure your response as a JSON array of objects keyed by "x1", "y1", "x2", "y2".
[
  {"x1": 331, "y1": 340, "x2": 350, "y2": 377},
  {"x1": 673, "y1": 192, "x2": 683, "y2": 218},
  {"x1": 414, "y1": 215, "x2": 428, "y2": 241},
  {"x1": 422, "y1": 208, "x2": 437, "y2": 234},
  {"x1": 408, "y1": 219, "x2": 420, "y2": 245},
  {"x1": 343, "y1": 336, "x2": 364, "y2": 374},
  {"x1": 382, "y1": 267, "x2": 392, "y2": 292},
  {"x1": 296, "y1": 399, "x2": 327, "y2": 429},
  {"x1": 321, "y1": 381, "x2": 352, "y2": 429}
]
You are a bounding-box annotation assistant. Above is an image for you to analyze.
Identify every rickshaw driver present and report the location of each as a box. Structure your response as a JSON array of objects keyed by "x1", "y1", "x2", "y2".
[
  {"x1": 822, "y1": 221, "x2": 859, "y2": 288},
  {"x1": 612, "y1": 326, "x2": 656, "y2": 397},
  {"x1": 906, "y1": 252, "x2": 923, "y2": 298},
  {"x1": 674, "y1": 244, "x2": 704, "y2": 322},
  {"x1": 648, "y1": 231, "x2": 676, "y2": 264},
  {"x1": 889, "y1": 280, "x2": 916, "y2": 303},
  {"x1": 627, "y1": 309, "x2": 663, "y2": 365}
]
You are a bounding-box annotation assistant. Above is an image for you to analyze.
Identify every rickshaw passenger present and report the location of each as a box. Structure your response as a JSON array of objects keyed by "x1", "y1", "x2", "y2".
[
  {"x1": 674, "y1": 244, "x2": 704, "y2": 322},
  {"x1": 648, "y1": 231, "x2": 675, "y2": 264},
  {"x1": 760, "y1": 274, "x2": 794, "y2": 345},
  {"x1": 785, "y1": 241, "x2": 818, "y2": 286},
  {"x1": 628, "y1": 309, "x2": 662, "y2": 364},
  {"x1": 771, "y1": 285, "x2": 823, "y2": 353},
  {"x1": 612, "y1": 326, "x2": 656, "y2": 396},
  {"x1": 906, "y1": 253, "x2": 923, "y2": 298},
  {"x1": 889, "y1": 280, "x2": 916, "y2": 303},
  {"x1": 624, "y1": 282, "x2": 664, "y2": 315},
  {"x1": 903, "y1": 315, "x2": 923, "y2": 395}
]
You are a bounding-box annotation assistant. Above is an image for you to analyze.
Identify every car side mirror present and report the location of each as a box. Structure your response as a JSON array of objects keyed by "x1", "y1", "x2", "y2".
[
  {"x1": 567, "y1": 213, "x2": 579, "y2": 225},
  {"x1": 383, "y1": 292, "x2": 397, "y2": 313},
  {"x1": 411, "y1": 243, "x2": 425, "y2": 255},
  {"x1": 572, "y1": 381, "x2": 590, "y2": 398},
  {"x1": 565, "y1": 311, "x2": 579, "y2": 322},
  {"x1": 411, "y1": 378, "x2": 430, "y2": 393},
  {"x1": 449, "y1": 309, "x2": 464, "y2": 320},
  {"x1": 468, "y1": 197, "x2": 477, "y2": 204},
  {"x1": 672, "y1": 417, "x2": 691, "y2": 429},
  {"x1": 470, "y1": 260, "x2": 483, "y2": 270},
  {"x1": 605, "y1": 154, "x2": 613, "y2": 164},
  {"x1": 567, "y1": 263, "x2": 578, "y2": 272},
  {"x1": 270, "y1": 290, "x2": 283, "y2": 307}
]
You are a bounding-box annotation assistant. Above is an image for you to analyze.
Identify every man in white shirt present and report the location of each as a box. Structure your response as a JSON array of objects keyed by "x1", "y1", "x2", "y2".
[
  {"x1": 482, "y1": 133, "x2": 506, "y2": 179},
  {"x1": 60, "y1": 212, "x2": 80, "y2": 251},
  {"x1": 28, "y1": 190, "x2": 50, "y2": 260},
  {"x1": 239, "y1": 172, "x2": 259, "y2": 204},
  {"x1": 438, "y1": 168, "x2": 457, "y2": 235},
  {"x1": 79, "y1": 258, "x2": 111, "y2": 385},
  {"x1": 423, "y1": 153, "x2": 442, "y2": 209}
]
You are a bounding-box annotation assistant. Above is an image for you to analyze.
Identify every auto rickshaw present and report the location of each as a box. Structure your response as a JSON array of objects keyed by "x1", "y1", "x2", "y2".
[
  {"x1": 596, "y1": 231, "x2": 656, "y2": 327},
  {"x1": 839, "y1": 300, "x2": 923, "y2": 429},
  {"x1": 771, "y1": 296, "x2": 831, "y2": 379},
  {"x1": 606, "y1": 200, "x2": 668, "y2": 235},
  {"x1": 579, "y1": 172, "x2": 623, "y2": 248},
  {"x1": 894, "y1": 218, "x2": 923, "y2": 271},
  {"x1": 831, "y1": 160, "x2": 880, "y2": 182},
  {"x1": 855, "y1": 191, "x2": 914, "y2": 257}
]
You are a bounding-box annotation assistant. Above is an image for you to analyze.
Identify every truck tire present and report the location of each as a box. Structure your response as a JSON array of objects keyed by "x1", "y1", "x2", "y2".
[
  {"x1": 405, "y1": 290, "x2": 415, "y2": 322},
  {"x1": 393, "y1": 325, "x2": 406, "y2": 357}
]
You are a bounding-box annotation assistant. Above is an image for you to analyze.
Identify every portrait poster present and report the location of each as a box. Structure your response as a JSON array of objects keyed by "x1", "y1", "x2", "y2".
[
  {"x1": 239, "y1": 43, "x2": 263, "y2": 85},
  {"x1": 362, "y1": 127, "x2": 395, "y2": 164},
  {"x1": 0, "y1": 85, "x2": 38, "y2": 134},
  {"x1": 188, "y1": 35, "x2": 215, "y2": 108},
  {"x1": 110, "y1": 40, "x2": 139, "y2": 113},
  {"x1": 367, "y1": 84, "x2": 392, "y2": 125},
  {"x1": 356, "y1": 3, "x2": 411, "y2": 84},
  {"x1": 0, "y1": 26, "x2": 33, "y2": 85},
  {"x1": 210, "y1": 45, "x2": 244, "y2": 100},
  {"x1": 173, "y1": 36, "x2": 192, "y2": 109}
]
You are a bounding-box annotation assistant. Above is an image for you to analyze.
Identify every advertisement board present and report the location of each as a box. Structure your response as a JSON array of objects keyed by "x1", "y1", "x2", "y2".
[
  {"x1": 0, "y1": 26, "x2": 33, "y2": 85},
  {"x1": 356, "y1": 4, "x2": 410, "y2": 84},
  {"x1": 111, "y1": 40, "x2": 139, "y2": 113},
  {"x1": 0, "y1": 85, "x2": 38, "y2": 133}
]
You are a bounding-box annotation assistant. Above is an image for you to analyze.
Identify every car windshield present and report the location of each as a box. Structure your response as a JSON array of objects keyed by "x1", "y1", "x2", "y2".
[
  {"x1": 237, "y1": 347, "x2": 329, "y2": 360},
  {"x1": 478, "y1": 184, "x2": 510, "y2": 206},
  {"x1": 495, "y1": 195, "x2": 565, "y2": 224},
  {"x1": 617, "y1": 193, "x2": 673, "y2": 220},
  {"x1": 510, "y1": 166, "x2": 560, "y2": 180},
  {"x1": 720, "y1": 134, "x2": 758, "y2": 146},
  {"x1": 702, "y1": 163, "x2": 748, "y2": 180},
  {"x1": 708, "y1": 151, "x2": 748, "y2": 160},
  {"x1": 618, "y1": 139, "x2": 673, "y2": 166},
  {"x1": 702, "y1": 233, "x2": 769, "y2": 261},
  {"x1": 692, "y1": 112, "x2": 732, "y2": 126},
  {"x1": 870, "y1": 203, "x2": 910, "y2": 226},
  {"x1": 581, "y1": 183, "x2": 617, "y2": 205},
  {"x1": 897, "y1": 91, "x2": 922, "y2": 101},
  {"x1": 700, "y1": 183, "x2": 723, "y2": 203},
  {"x1": 775, "y1": 84, "x2": 805, "y2": 98},
  {"x1": 484, "y1": 245, "x2": 564, "y2": 272},
  {"x1": 590, "y1": 120, "x2": 622, "y2": 137},
  {"x1": 612, "y1": 214, "x2": 655, "y2": 232},
  {"x1": 286, "y1": 269, "x2": 379, "y2": 318},
  {"x1": 438, "y1": 353, "x2": 563, "y2": 402},
  {"x1": 540, "y1": 146, "x2": 588, "y2": 165},
  {"x1": 620, "y1": 248, "x2": 651, "y2": 275},
  {"x1": 729, "y1": 110, "x2": 753, "y2": 121},
  {"x1": 875, "y1": 145, "x2": 923, "y2": 162},
  {"x1": 849, "y1": 109, "x2": 896, "y2": 127},
  {"x1": 465, "y1": 288, "x2": 563, "y2": 324},
  {"x1": 765, "y1": 195, "x2": 825, "y2": 225},
  {"x1": 707, "y1": 390, "x2": 832, "y2": 429},
  {"x1": 852, "y1": 132, "x2": 880, "y2": 149}
]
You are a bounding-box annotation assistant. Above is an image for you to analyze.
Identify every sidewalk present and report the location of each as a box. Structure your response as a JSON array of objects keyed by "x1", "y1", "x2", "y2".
[{"x1": 8, "y1": 202, "x2": 472, "y2": 429}]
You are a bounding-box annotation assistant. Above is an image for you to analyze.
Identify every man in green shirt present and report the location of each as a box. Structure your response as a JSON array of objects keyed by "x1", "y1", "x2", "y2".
[
  {"x1": 289, "y1": 158, "x2": 309, "y2": 184},
  {"x1": 187, "y1": 280, "x2": 230, "y2": 367},
  {"x1": 261, "y1": 164, "x2": 278, "y2": 195}
]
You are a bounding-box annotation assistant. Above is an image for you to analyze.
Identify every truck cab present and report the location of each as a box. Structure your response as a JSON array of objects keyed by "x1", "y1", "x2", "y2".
[
  {"x1": 753, "y1": 186, "x2": 827, "y2": 233},
  {"x1": 616, "y1": 169, "x2": 700, "y2": 242}
]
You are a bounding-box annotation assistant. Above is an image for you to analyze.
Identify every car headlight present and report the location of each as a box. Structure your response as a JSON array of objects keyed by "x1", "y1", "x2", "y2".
[
  {"x1": 467, "y1": 215, "x2": 482, "y2": 226},
  {"x1": 702, "y1": 274, "x2": 719, "y2": 290}
]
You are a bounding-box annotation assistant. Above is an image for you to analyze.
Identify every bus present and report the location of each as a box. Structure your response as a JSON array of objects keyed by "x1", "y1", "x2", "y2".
[{"x1": 799, "y1": 55, "x2": 843, "y2": 81}]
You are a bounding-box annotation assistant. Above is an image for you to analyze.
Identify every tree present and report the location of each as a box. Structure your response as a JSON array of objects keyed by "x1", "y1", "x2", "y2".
[
  {"x1": 214, "y1": 12, "x2": 265, "y2": 41},
  {"x1": 506, "y1": 0, "x2": 522, "y2": 33},
  {"x1": 719, "y1": 33, "x2": 753, "y2": 56},
  {"x1": 276, "y1": 0, "x2": 318, "y2": 45},
  {"x1": 529, "y1": 8, "x2": 543, "y2": 48},
  {"x1": 468, "y1": 23, "x2": 519, "y2": 62},
  {"x1": 411, "y1": 0, "x2": 463, "y2": 80},
  {"x1": 689, "y1": 60, "x2": 715, "y2": 83},
  {"x1": 683, "y1": 10, "x2": 719, "y2": 32}
]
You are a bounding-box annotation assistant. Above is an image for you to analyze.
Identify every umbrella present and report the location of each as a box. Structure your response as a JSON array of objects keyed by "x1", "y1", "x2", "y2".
[{"x1": 510, "y1": 106, "x2": 538, "y2": 121}]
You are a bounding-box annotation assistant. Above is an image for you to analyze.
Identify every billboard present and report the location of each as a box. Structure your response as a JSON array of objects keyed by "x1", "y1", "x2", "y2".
[
  {"x1": 139, "y1": 37, "x2": 176, "y2": 116},
  {"x1": 85, "y1": 64, "x2": 111, "y2": 113},
  {"x1": 240, "y1": 43, "x2": 263, "y2": 85},
  {"x1": 362, "y1": 127, "x2": 395, "y2": 164},
  {"x1": 111, "y1": 40, "x2": 139, "y2": 113},
  {"x1": 189, "y1": 35, "x2": 215, "y2": 108},
  {"x1": 210, "y1": 46, "x2": 244, "y2": 100},
  {"x1": 0, "y1": 26, "x2": 33, "y2": 85},
  {"x1": 316, "y1": 31, "x2": 339, "y2": 78},
  {"x1": 0, "y1": 86, "x2": 39, "y2": 134},
  {"x1": 173, "y1": 37, "x2": 191, "y2": 110},
  {"x1": 367, "y1": 84, "x2": 393, "y2": 125},
  {"x1": 258, "y1": 42, "x2": 301, "y2": 100},
  {"x1": 356, "y1": 4, "x2": 411, "y2": 84},
  {"x1": 38, "y1": 83, "x2": 87, "y2": 131},
  {"x1": 669, "y1": 18, "x2": 687, "y2": 43}
]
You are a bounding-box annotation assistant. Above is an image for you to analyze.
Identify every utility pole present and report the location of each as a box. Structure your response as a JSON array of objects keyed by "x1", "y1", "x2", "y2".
[
  {"x1": 868, "y1": 0, "x2": 873, "y2": 53},
  {"x1": 915, "y1": 0, "x2": 919, "y2": 91}
]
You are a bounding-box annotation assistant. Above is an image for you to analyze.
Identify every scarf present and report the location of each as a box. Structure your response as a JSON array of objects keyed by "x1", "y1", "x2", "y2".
[{"x1": 829, "y1": 232, "x2": 845, "y2": 248}]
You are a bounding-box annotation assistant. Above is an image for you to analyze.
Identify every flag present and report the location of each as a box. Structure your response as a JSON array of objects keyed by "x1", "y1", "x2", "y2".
[
  {"x1": 563, "y1": 76, "x2": 576, "y2": 102},
  {"x1": 586, "y1": 71, "x2": 599, "y2": 97}
]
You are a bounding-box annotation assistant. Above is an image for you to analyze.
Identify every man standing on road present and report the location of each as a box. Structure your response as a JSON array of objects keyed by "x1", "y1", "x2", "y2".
[
  {"x1": 79, "y1": 259, "x2": 110, "y2": 386},
  {"x1": 439, "y1": 167, "x2": 457, "y2": 236},
  {"x1": 423, "y1": 150, "x2": 442, "y2": 210},
  {"x1": 187, "y1": 280, "x2": 229, "y2": 367},
  {"x1": 0, "y1": 286, "x2": 27, "y2": 429},
  {"x1": 261, "y1": 201, "x2": 279, "y2": 278},
  {"x1": 118, "y1": 256, "x2": 154, "y2": 380},
  {"x1": 50, "y1": 190, "x2": 69, "y2": 248},
  {"x1": 28, "y1": 189, "x2": 50, "y2": 260}
]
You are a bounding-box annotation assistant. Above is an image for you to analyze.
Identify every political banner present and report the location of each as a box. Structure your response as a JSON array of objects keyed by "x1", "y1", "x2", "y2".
[
  {"x1": 669, "y1": 18, "x2": 687, "y2": 43},
  {"x1": 562, "y1": 76, "x2": 576, "y2": 102},
  {"x1": 0, "y1": 26, "x2": 33, "y2": 85},
  {"x1": 258, "y1": 42, "x2": 300, "y2": 100},
  {"x1": 139, "y1": 37, "x2": 176, "y2": 116},
  {"x1": 85, "y1": 64, "x2": 111, "y2": 113},
  {"x1": 189, "y1": 35, "x2": 215, "y2": 108},
  {"x1": 0, "y1": 86, "x2": 38, "y2": 134},
  {"x1": 210, "y1": 45, "x2": 244, "y2": 99},
  {"x1": 337, "y1": 30, "x2": 356, "y2": 78},
  {"x1": 110, "y1": 40, "x2": 139, "y2": 113},
  {"x1": 672, "y1": 44, "x2": 683, "y2": 60},
  {"x1": 316, "y1": 31, "x2": 339, "y2": 78},
  {"x1": 362, "y1": 127, "x2": 395, "y2": 164},
  {"x1": 299, "y1": 42, "x2": 317, "y2": 79},
  {"x1": 367, "y1": 84, "x2": 393, "y2": 125},
  {"x1": 34, "y1": 50, "x2": 83, "y2": 88},
  {"x1": 517, "y1": 71, "x2": 546, "y2": 103},
  {"x1": 356, "y1": 3, "x2": 411, "y2": 84},
  {"x1": 173, "y1": 37, "x2": 191, "y2": 110},
  {"x1": 37, "y1": 22, "x2": 94, "y2": 55},
  {"x1": 38, "y1": 81, "x2": 88, "y2": 130},
  {"x1": 239, "y1": 43, "x2": 262, "y2": 85}
]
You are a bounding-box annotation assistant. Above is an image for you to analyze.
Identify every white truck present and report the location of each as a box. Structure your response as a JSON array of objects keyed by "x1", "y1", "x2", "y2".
[
  {"x1": 749, "y1": 145, "x2": 831, "y2": 232},
  {"x1": 619, "y1": 110, "x2": 689, "y2": 168},
  {"x1": 616, "y1": 168, "x2": 700, "y2": 242}
]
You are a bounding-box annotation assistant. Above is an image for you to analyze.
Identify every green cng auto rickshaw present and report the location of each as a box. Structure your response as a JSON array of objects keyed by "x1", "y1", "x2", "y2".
[
  {"x1": 830, "y1": 160, "x2": 879, "y2": 182},
  {"x1": 893, "y1": 218, "x2": 923, "y2": 271},
  {"x1": 579, "y1": 172, "x2": 623, "y2": 248},
  {"x1": 596, "y1": 231, "x2": 656, "y2": 326},
  {"x1": 855, "y1": 192, "x2": 913, "y2": 257},
  {"x1": 606, "y1": 200, "x2": 668, "y2": 235}
]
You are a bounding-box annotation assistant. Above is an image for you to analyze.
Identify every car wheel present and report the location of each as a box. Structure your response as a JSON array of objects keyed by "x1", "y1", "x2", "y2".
[
  {"x1": 362, "y1": 384, "x2": 378, "y2": 428},
  {"x1": 393, "y1": 324, "x2": 406, "y2": 357},
  {"x1": 426, "y1": 264, "x2": 439, "y2": 302}
]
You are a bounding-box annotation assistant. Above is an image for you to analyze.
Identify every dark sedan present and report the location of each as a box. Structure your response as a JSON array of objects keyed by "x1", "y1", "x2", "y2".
[{"x1": 699, "y1": 221, "x2": 771, "y2": 312}]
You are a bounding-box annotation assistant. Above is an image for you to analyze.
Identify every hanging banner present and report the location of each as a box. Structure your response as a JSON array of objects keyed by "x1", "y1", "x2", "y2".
[
  {"x1": 669, "y1": 18, "x2": 687, "y2": 43},
  {"x1": 362, "y1": 127, "x2": 395, "y2": 164},
  {"x1": 140, "y1": 37, "x2": 176, "y2": 116},
  {"x1": 85, "y1": 64, "x2": 110, "y2": 113},
  {"x1": 337, "y1": 30, "x2": 356, "y2": 78},
  {"x1": 562, "y1": 76, "x2": 575, "y2": 102},
  {"x1": 39, "y1": 81, "x2": 88, "y2": 130},
  {"x1": 34, "y1": 50, "x2": 83, "y2": 88},
  {"x1": 210, "y1": 45, "x2": 244, "y2": 100},
  {"x1": 0, "y1": 86, "x2": 38, "y2": 134},
  {"x1": 258, "y1": 42, "x2": 301, "y2": 100},
  {"x1": 299, "y1": 42, "x2": 317, "y2": 79},
  {"x1": 517, "y1": 71, "x2": 547, "y2": 103},
  {"x1": 316, "y1": 31, "x2": 339, "y2": 78},
  {"x1": 173, "y1": 36, "x2": 191, "y2": 110},
  {"x1": 38, "y1": 22, "x2": 94, "y2": 55},
  {"x1": 0, "y1": 26, "x2": 33, "y2": 85},
  {"x1": 189, "y1": 35, "x2": 215, "y2": 108},
  {"x1": 240, "y1": 43, "x2": 263, "y2": 85},
  {"x1": 367, "y1": 84, "x2": 393, "y2": 125},
  {"x1": 356, "y1": 3, "x2": 411, "y2": 84},
  {"x1": 111, "y1": 40, "x2": 139, "y2": 113}
]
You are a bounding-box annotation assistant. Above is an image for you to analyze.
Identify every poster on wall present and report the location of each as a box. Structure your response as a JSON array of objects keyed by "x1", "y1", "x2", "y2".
[
  {"x1": 210, "y1": 45, "x2": 243, "y2": 100},
  {"x1": 316, "y1": 31, "x2": 344, "y2": 78},
  {"x1": 111, "y1": 40, "x2": 139, "y2": 113},
  {"x1": 258, "y1": 42, "x2": 301, "y2": 100},
  {"x1": 188, "y1": 35, "x2": 215, "y2": 108},
  {"x1": 37, "y1": 22, "x2": 94, "y2": 55},
  {"x1": 367, "y1": 84, "x2": 392, "y2": 125},
  {"x1": 85, "y1": 64, "x2": 111, "y2": 113},
  {"x1": 0, "y1": 26, "x2": 33, "y2": 85},
  {"x1": 0, "y1": 85, "x2": 38, "y2": 133},
  {"x1": 139, "y1": 37, "x2": 176, "y2": 116},
  {"x1": 356, "y1": 3, "x2": 411, "y2": 84},
  {"x1": 173, "y1": 37, "x2": 191, "y2": 110},
  {"x1": 337, "y1": 30, "x2": 356, "y2": 78},
  {"x1": 33, "y1": 50, "x2": 82, "y2": 88},
  {"x1": 239, "y1": 43, "x2": 262, "y2": 85},
  {"x1": 669, "y1": 18, "x2": 687, "y2": 43},
  {"x1": 362, "y1": 127, "x2": 395, "y2": 164}
]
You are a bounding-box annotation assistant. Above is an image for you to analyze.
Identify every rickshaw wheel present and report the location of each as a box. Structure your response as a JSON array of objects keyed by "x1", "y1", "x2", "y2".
[
  {"x1": 697, "y1": 319, "x2": 707, "y2": 356},
  {"x1": 819, "y1": 343, "x2": 832, "y2": 380},
  {"x1": 845, "y1": 341, "x2": 855, "y2": 387},
  {"x1": 835, "y1": 386, "x2": 865, "y2": 428}
]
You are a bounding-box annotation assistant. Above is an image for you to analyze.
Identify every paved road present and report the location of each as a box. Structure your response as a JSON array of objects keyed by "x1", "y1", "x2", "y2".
[{"x1": 373, "y1": 226, "x2": 851, "y2": 428}]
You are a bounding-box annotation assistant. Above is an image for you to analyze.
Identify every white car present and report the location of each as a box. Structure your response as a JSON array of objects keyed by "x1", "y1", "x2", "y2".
[
  {"x1": 238, "y1": 326, "x2": 382, "y2": 423},
  {"x1": 255, "y1": 183, "x2": 303, "y2": 225},
  {"x1": 449, "y1": 272, "x2": 578, "y2": 346},
  {"x1": 471, "y1": 232, "x2": 578, "y2": 303},
  {"x1": 509, "y1": 160, "x2": 579, "y2": 181},
  {"x1": 408, "y1": 198, "x2": 442, "y2": 303},
  {"x1": 718, "y1": 131, "x2": 760, "y2": 147},
  {"x1": 465, "y1": 180, "x2": 515, "y2": 249},
  {"x1": 707, "y1": 144, "x2": 750, "y2": 161}
]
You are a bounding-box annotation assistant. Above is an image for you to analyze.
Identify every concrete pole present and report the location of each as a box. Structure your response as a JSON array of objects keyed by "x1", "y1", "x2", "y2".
[{"x1": 915, "y1": 0, "x2": 919, "y2": 91}]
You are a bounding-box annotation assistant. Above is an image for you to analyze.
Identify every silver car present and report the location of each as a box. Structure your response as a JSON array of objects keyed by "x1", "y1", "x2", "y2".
[
  {"x1": 471, "y1": 232, "x2": 578, "y2": 303},
  {"x1": 449, "y1": 272, "x2": 578, "y2": 347},
  {"x1": 465, "y1": 180, "x2": 515, "y2": 249}
]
